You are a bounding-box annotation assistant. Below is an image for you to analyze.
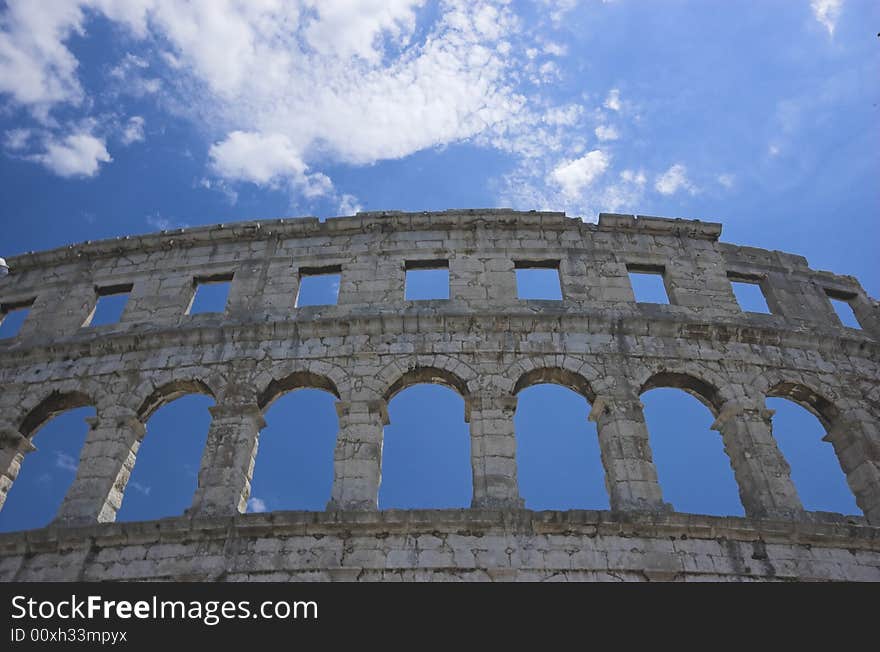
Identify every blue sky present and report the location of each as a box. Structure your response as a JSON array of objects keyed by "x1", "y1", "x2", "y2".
[{"x1": 0, "y1": 1, "x2": 874, "y2": 531}]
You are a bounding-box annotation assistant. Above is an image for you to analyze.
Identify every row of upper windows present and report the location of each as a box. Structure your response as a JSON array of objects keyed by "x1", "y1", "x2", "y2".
[{"x1": 0, "y1": 260, "x2": 866, "y2": 339}]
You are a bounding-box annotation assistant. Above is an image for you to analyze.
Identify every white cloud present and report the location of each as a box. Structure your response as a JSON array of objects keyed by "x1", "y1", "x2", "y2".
[
  {"x1": 0, "y1": 0, "x2": 88, "y2": 114},
  {"x1": 600, "y1": 168, "x2": 647, "y2": 213},
  {"x1": 604, "y1": 88, "x2": 622, "y2": 111},
  {"x1": 247, "y1": 497, "x2": 267, "y2": 513},
  {"x1": 717, "y1": 173, "x2": 734, "y2": 188},
  {"x1": 303, "y1": 0, "x2": 423, "y2": 62},
  {"x1": 538, "y1": 0, "x2": 579, "y2": 24},
  {"x1": 550, "y1": 150, "x2": 610, "y2": 200},
  {"x1": 198, "y1": 178, "x2": 239, "y2": 205},
  {"x1": 121, "y1": 116, "x2": 145, "y2": 145},
  {"x1": 768, "y1": 144, "x2": 781, "y2": 157},
  {"x1": 209, "y1": 131, "x2": 331, "y2": 197},
  {"x1": 33, "y1": 132, "x2": 112, "y2": 177},
  {"x1": 4, "y1": 128, "x2": 30, "y2": 150},
  {"x1": 0, "y1": 1, "x2": 537, "y2": 186},
  {"x1": 129, "y1": 480, "x2": 151, "y2": 496},
  {"x1": 109, "y1": 53, "x2": 161, "y2": 96},
  {"x1": 542, "y1": 104, "x2": 583, "y2": 127},
  {"x1": 542, "y1": 41, "x2": 567, "y2": 57},
  {"x1": 109, "y1": 52, "x2": 148, "y2": 79},
  {"x1": 811, "y1": 0, "x2": 843, "y2": 36},
  {"x1": 0, "y1": 0, "x2": 640, "y2": 208},
  {"x1": 535, "y1": 60, "x2": 561, "y2": 83},
  {"x1": 54, "y1": 451, "x2": 78, "y2": 472},
  {"x1": 594, "y1": 124, "x2": 619, "y2": 141},
  {"x1": 654, "y1": 163, "x2": 696, "y2": 196},
  {"x1": 338, "y1": 193, "x2": 362, "y2": 215}
]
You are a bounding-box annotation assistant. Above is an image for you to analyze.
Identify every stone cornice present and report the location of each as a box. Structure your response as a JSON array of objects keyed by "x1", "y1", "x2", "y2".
[
  {"x1": 0, "y1": 310, "x2": 876, "y2": 377},
  {"x1": 0, "y1": 509, "x2": 873, "y2": 557}
]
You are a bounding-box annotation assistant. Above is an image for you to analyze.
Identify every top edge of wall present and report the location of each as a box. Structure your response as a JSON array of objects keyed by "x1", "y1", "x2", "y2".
[{"x1": 5, "y1": 208, "x2": 723, "y2": 271}]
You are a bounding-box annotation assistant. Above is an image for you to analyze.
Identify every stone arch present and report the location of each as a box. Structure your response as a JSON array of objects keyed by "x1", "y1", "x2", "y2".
[
  {"x1": 513, "y1": 367, "x2": 596, "y2": 402},
  {"x1": 374, "y1": 355, "x2": 478, "y2": 403},
  {"x1": 257, "y1": 371, "x2": 341, "y2": 411},
  {"x1": 2, "y1": 387, "x2": 97, "y2": 519},
  {"x1": 638, "y1": 370, "x2": 727, "y2": 415},
  {"x1": 384, "y1": 366, "x2": 470, "y2": 403},
  {"x1": 254, "y1": 359, "x2": 350, "y2": 406},
  {"x1": 759, "y1": 375, "x2": 869, "y2": 516},
  {"x1": 766, "y1": 381, "x2": 840, "y2": 430},
  {"x1": 502, "y1": 355, "x2": 604, "y2": 397},
  {"x1": 748, "y1": 370, "x2": 842, "y2": 428},
  {"x1": 636, "y1": 366, "x2": 746, "y2": 516},
  {"x1": 19, "y1": 389, "x2": 96, "y2": 438},
  {"x1": 136, "y1": 379, "x2": 217, "y2": 422}
]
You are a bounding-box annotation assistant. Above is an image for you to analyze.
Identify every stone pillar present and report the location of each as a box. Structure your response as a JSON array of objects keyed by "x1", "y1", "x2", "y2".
[
  {"x1": 710, "y1": 401, "x2": 803, "y2": 520},
  {"x1": 469, "y1": 394, "x2": 523, "y2": 509},
  {"x1": 189, "y1": 402, "x2": 265, "y2": 516},
  {"x1": 327, "y1": 400, "x2": 386, "y2": 511},
  {"x1": 589, "y1": 396, "x2": 669, "y2": 512},
  {"x1": 825, "y1": 417, "x2": 880, "y2": 525},
  {"x1": 55, "y1": 406, "x2": 145, "y2": 525},
  {"x1": 0, "y1": 426, "x2": 36, "y2": 512}
]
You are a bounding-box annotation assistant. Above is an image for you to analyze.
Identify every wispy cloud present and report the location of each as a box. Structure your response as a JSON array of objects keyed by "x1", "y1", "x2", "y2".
[
  {"x1": 594, "y1": 124, "x2": 619, "y2": 141},
  {"x1": 811, "y1": 0, "x2": 843, "y2": 36},
  {"x1": 146, "y1": 212, "x2": 188, "y2": 232},
  {"x1": 550, "y1": 150, "x2": 610, "y2": 200},
  {"x1": 120, "y1": 116, "x2": 145, "y2": 145},
  {"x1": 338, "y1": 194, "x2": 362, "y2": 216},
  {"x1": 654, "y1": 164, "x2": 696, "y2": 196},
  {"x1": 128, "y1": 480, "x2": 151, "y2": 496},
  {"x1": 717, "y1": 173, "x2": 735, "y2": 189},
  {"x1": 54, "y1": 451, "x2": 78, "y2": 472},
  {"x1": 247, "y1": 497, "x2": 267, "y2": 513},
  {"x1": 4, "y1": 128, "x2": 30, "y2": 150},
  {"x1": 604, "y1": 88, "x2": 622, "y2": 112}
]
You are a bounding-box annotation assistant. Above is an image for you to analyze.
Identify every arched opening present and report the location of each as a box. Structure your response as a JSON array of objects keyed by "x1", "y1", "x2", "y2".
[
  {"x1": 379, "y1": 383, "x2": 471, "y2": 509},
  {"x1": 766, "y1": 395, "x2": 860, "y2": 515},
  {"x1": 249, "y1": 388, "x2": 339, "y2": 512},
  {"x1": 641, "y1": 386, "x2": 743, "y2": 516},
  {"x1": 117, "y1": 387, "x2": 215, "y2": 522},
  {"x1": 515, "y1": 383, "x2": 608, "y2": 510},
  {"x1": 0, "y1": 401, "x2": 94, "y2": 532}
]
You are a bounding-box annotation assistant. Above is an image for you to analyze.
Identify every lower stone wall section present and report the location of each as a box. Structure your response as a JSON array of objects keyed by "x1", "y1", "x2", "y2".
[{"x1": 1, "y1": 511, "x2": 877, "y2": 582}]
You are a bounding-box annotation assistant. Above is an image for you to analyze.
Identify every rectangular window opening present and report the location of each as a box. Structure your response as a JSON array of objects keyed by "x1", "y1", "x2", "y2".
[
  {"x1": 296, "y1": 266, "x2": 342, "y2": 307},
  {"x1": 825, "y1": 290, "x2": 862, "y2": 330},
  {"x1": 189, "y1": 274, "x2": 233, "y2": 315},
  {"x1": 729, "y1": 279, "x2": 771, "y2": 314},
  {"x1": 84, "y1": 283, "x2": 133, "y2": 327},
  {"x1": 0, "y1": 299, "x2": 34, "y2": 339},
  {"x1": 627, "y1": 265, "x2": 669, "y2": 304},
  {"x1": 405, "y1": 260, "x2": 449, "y2": 300},
  {"x1": 515, "y1": 260, "x2": 563, "y2": 300}
]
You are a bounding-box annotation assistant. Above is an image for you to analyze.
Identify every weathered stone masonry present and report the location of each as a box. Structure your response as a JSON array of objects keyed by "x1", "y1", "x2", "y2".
[{"x1": 0, "y1": 209, "x2": 878, "y2": 581}]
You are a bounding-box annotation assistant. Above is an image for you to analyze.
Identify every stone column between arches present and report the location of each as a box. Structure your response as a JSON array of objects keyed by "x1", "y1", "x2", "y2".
[
  {"x1": 54, "y1": 406, "x2": 145, "y2": 525},
  {"x1": 825, "y1": 415, "x2": 880, "y2": 525},
  {"x1": 189, "y1": 401, "x2": 265, "y2": 516},
  {"x1": 588, "y1": 395, "x2": 670, "y2": 512},
  {"x1": 710, "y1": 400, "x2": 803, "y2": 520},
  {"x1": 468, "y1": 394, "x2": 524, "y2": 509},
  {"x1": 327, "y1": 399, "x2": 387, "y2": 511},
  {"x1": 0, "y1": 425, "x2": 36, "y2": 513}
]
